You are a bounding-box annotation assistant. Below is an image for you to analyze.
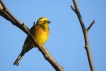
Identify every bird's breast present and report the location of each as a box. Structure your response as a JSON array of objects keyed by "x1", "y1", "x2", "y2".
[{"x1": 33, "y1": 28, "x2": 49, "y2": 45}]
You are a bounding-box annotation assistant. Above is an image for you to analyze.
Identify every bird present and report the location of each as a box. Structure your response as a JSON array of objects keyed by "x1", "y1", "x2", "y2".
[{"x1": 13, "y1": 17, "x2": 51, "y2": 66}]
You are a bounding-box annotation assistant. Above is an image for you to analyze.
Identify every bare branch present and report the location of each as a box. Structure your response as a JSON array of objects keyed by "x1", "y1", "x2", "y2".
[
  {"x1": 0, "y1": 3, "x2": 3, "y2": 10},
  {"x1": 71, "y1": 0, "x2": 86, "y2": 35},
  {"x1": 71, "y1": 6, "x2": 76, "y2": 13},
  {"x1": 0, "y1": 0, "x2": 6, "y2": 10},
  {"x1": 0, "y1": 0, "x2": 64, "y2": 71},
  {"x1": 71, "y1": 0, "x2": 95, "y2": 71},
  {"x1": 87, "y1": 20, "x2": 95, "y2": 31}
]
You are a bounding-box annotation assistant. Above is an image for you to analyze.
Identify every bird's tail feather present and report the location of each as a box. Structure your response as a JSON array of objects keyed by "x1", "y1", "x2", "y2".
[{"x1": 13, "y1": 51, "x2": 25, "y2": 66}]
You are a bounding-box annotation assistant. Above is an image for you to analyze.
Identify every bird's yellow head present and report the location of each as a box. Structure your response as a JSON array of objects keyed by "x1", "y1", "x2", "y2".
[{"x1": 36, "y1": 17, "x2": 51, "y2": 29}]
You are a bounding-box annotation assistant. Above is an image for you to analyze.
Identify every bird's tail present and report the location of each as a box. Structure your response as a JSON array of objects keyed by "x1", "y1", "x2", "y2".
[{"x1": 13, "y1": 50, "x2": 25, "y2": 66}]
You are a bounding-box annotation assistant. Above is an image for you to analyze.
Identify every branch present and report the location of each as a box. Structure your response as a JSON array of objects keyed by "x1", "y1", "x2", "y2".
[
  {"x1": 70, "y1": 6, "x2": 76, "y2": 13},
  {"x1": 0, "y1": 1, "x2": 64, "y2": 71},
  {"x1": 71, "y1": 0, "x2": 95, "y2": 71},
  {"x1": 87, "y1": 20, "x2": 95, "y2": 31}
]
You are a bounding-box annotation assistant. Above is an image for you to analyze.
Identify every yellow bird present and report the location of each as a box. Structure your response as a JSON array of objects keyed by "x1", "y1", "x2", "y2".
[{"x1": 13, "y1": 17, "x2": 51, "y2": 66}]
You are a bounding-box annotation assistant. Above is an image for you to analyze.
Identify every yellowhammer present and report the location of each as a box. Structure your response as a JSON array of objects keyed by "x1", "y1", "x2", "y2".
[{"x1": 13, "y1": 17, "x2": 51, "y2": 66}]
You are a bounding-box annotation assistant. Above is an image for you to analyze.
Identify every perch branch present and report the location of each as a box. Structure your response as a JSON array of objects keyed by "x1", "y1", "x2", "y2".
[
  {"x1": 0, "y1": 0, "x2": 64, "y2": 71},
  {"x1": 71, "y1": 0, "x2": 95, "y2": 71}
]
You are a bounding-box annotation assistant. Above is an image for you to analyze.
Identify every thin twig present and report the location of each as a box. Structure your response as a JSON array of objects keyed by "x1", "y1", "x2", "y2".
[
  {"x1": 71, "y1": 6, "x2": 76, "y2": 13},
  {"x1": 87, "y1": 20, "x2": 95, "y2": 31},
  {"x1": 0, "y1": 0, "x2": 64, "y2": 71},
  {"x1": 0, "y1": 0, "x2": 6, "y2": 10},
  {"x1": 71, "y1": 0, "x2": 95, "y2": 71}
]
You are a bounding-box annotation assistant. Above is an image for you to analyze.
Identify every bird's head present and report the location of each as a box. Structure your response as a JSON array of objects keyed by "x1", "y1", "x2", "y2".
[{"x1": 36, "y1": 17, "x2": 51, "y2": 28}]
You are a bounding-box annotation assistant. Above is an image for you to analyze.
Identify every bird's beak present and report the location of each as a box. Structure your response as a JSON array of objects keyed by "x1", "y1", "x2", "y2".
[{"x1": 48, "y1": 20, "x2": 51, "y2": 24}]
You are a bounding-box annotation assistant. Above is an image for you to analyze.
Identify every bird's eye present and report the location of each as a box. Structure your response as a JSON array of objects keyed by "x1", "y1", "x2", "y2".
[{"x1": 44, "y1": 20, "x2": 46, "y2": 23}]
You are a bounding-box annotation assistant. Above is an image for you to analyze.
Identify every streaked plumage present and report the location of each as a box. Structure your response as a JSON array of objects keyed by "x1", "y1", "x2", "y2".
[{"x1": 13, "y1": 17, "x2": 51, "y2": 66}]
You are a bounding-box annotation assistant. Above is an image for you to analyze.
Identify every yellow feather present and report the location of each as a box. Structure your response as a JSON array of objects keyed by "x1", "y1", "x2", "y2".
[{"x1": 13, "y1": 17, "x2": 51, "y2": 66}]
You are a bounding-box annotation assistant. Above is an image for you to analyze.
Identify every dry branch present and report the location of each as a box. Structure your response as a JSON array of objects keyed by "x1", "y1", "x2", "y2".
[
  {"x1": 0, "y1": 0, "x2": 64, "y2": 71},
  {"x1": 87, "y1": 20, "x2": 95, "y2": 31},
  {"x1": 71, "y1": 0, "x2": 95, "y2": 71}
]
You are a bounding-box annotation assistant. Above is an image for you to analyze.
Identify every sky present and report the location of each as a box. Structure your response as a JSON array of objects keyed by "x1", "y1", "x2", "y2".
[{"x1": 0, "y1": 0, "x2": 106, "y2": 71}]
